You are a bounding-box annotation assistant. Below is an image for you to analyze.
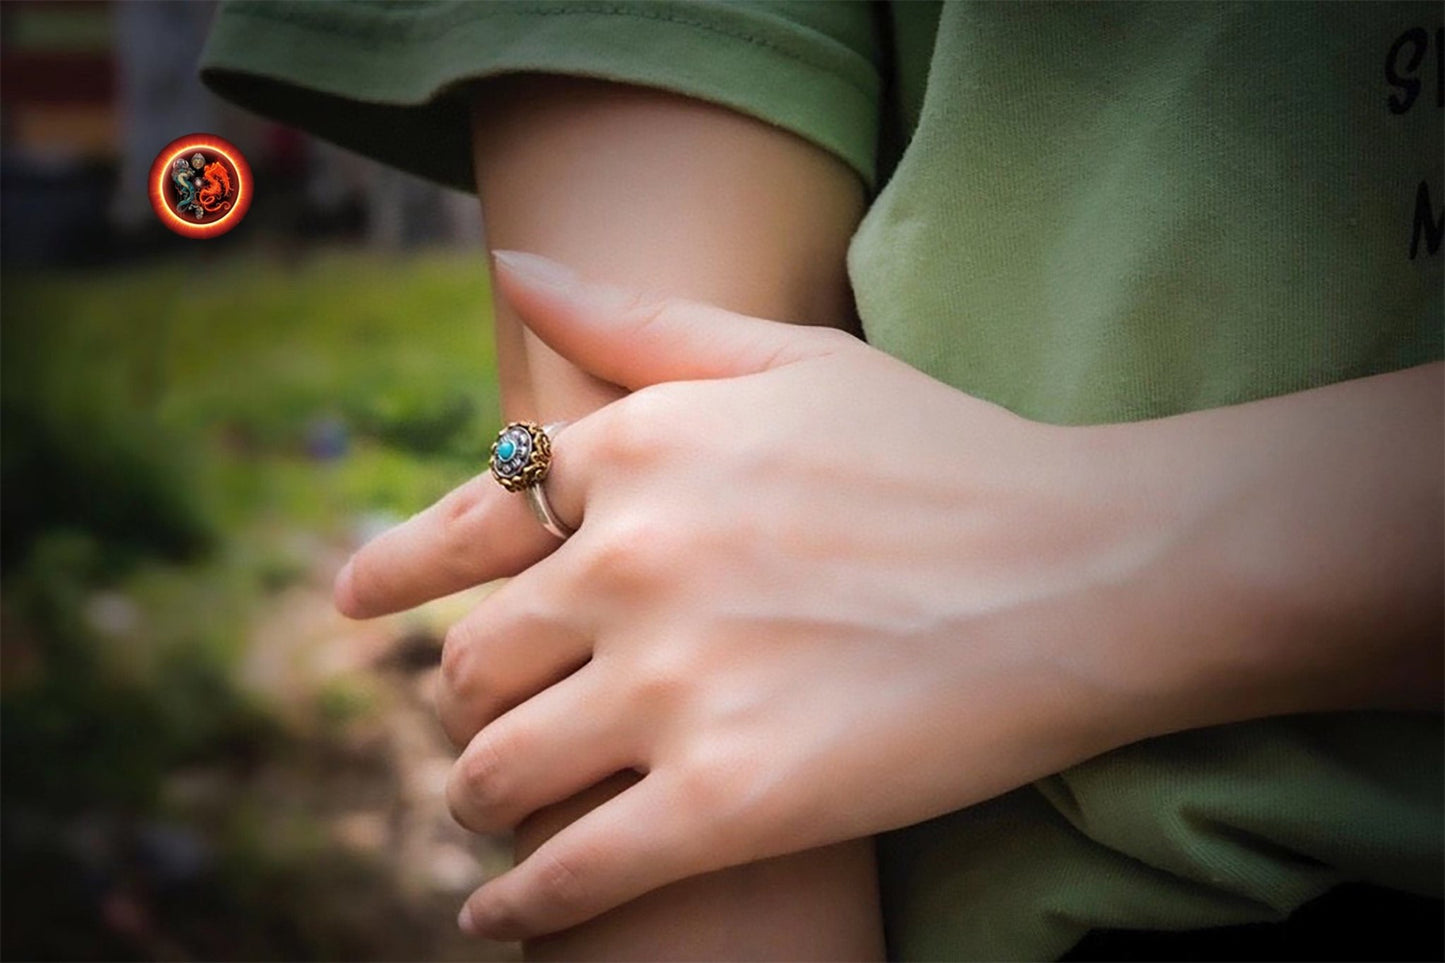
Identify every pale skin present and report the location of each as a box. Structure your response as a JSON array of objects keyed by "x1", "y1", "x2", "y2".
[
  {"x1": 334, "y1": 77, "x2": 1445, "y2": 952},
  {"x1": 463, "y1": 74, "x2": 880, "y2": 961}
]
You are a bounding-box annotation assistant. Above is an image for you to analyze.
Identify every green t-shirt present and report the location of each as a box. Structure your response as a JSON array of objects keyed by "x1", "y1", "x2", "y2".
[{"x1": 201, "y1": 2, "x2": 1443, "y2": 959}]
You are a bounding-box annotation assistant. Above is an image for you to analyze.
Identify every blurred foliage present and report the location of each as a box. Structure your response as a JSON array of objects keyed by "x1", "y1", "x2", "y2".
[
  {"x1": 2, "y1": 530, "x2": 275, "y2": 814},
  {"x1": 1, "y1": 398, "x2": 215, "y2": 576},
  {"x1": 1, "y1": 248, "x2": 501, "y2": 960},
  {"x1": 2, "y1": 248, "x2": 497, "y2": 538}
]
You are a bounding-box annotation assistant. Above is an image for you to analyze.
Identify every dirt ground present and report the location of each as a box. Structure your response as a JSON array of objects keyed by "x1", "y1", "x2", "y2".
[{"x1": 227, "y1": 540, "x2": 520, "y2": 962}]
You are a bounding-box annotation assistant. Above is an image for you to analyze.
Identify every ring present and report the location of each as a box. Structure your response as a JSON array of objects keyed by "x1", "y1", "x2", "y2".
[{"x1": 490, "y1": 421, "x2": 575, "y2": 539}]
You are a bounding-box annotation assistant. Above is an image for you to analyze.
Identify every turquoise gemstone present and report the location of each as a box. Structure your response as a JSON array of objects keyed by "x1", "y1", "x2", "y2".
[{"x1": 496, "y1": 438, "x2": 516, "y2": 460}]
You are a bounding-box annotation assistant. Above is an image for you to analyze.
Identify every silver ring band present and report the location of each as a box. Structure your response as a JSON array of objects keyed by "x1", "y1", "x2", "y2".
[
  {"x1": 528, "y1": 422, "x2": 574, "y2": 540},
  {"x1": 526, "y1": 483, "x2": 575, "y2": 540}
]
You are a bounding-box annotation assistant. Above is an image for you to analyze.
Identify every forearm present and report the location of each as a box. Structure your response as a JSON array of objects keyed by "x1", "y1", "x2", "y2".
[
  {"x1": 515, "y1": 774, "x2": 881, "y2": 962},
  {"x1": 1083, "y1": 362, "x2": 1444, "y2": 748},
  {"x1": 468, "y1": 74, "x2": 881, "y2": 958},
  {"x1": 472, "y1": 73, "x2": 862, "y2": 421}
]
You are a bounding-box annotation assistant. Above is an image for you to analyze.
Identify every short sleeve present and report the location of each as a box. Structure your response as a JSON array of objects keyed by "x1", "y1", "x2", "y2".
[{"x1": 199, "y1": 0, "x2": 884, "y2": 192}]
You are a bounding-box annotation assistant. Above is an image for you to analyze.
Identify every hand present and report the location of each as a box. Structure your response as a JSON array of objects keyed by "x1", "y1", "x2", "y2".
[{"x1": 335, "y1": 251, "x2": 1172, "y2": 939}]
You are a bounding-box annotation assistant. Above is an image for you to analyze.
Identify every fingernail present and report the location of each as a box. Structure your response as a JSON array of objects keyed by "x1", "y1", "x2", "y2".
[
  {"x1": 492, "y1": 250, "x2": 577, "y2": 291},
  {"x1": 457, "y1": 904, "x2": 477, "y2": 936}
]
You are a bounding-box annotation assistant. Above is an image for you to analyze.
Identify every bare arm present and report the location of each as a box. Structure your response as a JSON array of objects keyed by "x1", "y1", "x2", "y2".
[
  {"x1": 466, "y1": 74, "x2": 883, "y2": 960},
  {"x1": 473, "y1": 73, "x2": 863, "y2": 422},
  {"x1": 1089, "y1": 360, "x2": 1444, "y2": 727}
]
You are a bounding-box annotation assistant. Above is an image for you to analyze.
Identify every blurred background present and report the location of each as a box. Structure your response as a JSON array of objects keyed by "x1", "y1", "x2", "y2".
[{"x1": 2, "y1": 2, "x2": 517, "y2": 958}]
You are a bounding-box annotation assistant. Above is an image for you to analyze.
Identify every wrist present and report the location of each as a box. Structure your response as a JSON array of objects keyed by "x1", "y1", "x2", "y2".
[
  {"x1": 1050, "y1": 368, "x2": 1443, "y2": 752},
  {"x1": 919, "y1": 413, "x2": 1192, "y2": 795},
  {"x1": 1030, "y1": 418, "x2": 1202, "y2": 755},
  {"x1": 1042, "y1": 414, "x2": 1292, "y2": 749}
]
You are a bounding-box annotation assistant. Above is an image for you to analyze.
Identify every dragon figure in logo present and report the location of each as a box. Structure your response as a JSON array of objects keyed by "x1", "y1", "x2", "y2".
[{"x1": 172, "y1": 151, "x2": 233, "y2": 220}]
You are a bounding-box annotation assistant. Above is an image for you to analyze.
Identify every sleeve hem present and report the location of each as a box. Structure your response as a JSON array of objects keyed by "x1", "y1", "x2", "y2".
[{"x1": 199, "y1": 1, "x2": 880, "y2": 191}]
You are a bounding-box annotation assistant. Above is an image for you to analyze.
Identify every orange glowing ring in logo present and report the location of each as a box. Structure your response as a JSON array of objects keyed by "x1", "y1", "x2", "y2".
[{"x1": 147, "y1": 133, "x2": 253, "y2": 239}]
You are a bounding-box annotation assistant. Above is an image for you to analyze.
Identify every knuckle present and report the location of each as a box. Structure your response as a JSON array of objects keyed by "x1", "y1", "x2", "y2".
[
  {"x1": 436, "y1": 674, "x2": 489, "y2": 751},
  {"x1": 435, "y1": 478, "x2": 502, "y2": 581},
  {"x1": 592, "y1": 384, "x2": 683, "y2": 470},
  {"x1": 502, "y1": 590, "x2": 557, "y2": 640},
  {"x1": 439, "y1": 622, "x2": 475, "y2": 694},
  {"x1": 448, "y1": 734, "x2": 515, "y2": 833},
  {"x1": 623, "y1": 383, "x2": 688, "y2": 437},
  {"x1": 626, "y1": 647, "x2": 695, "y2": 714},
  {"x1": 672, "y1": 754, "x2": 731, "y2": 814},
  {"x1": 590, "y1": 407, "x2": 654, "y2": 471},
  {"x1": 439, "y1": 475, "x2": 492, "y2": 526},
  {"x1": 582, "y1": 516, "x2": 675, "y2": 592},
  {"x1": 343, "y1": 550, "x2": 380, "y2": 606},
  {"x1": 335, "y1": 546, "x2": 387, "y2": 607},
  {"x1": 668, "y1": 749, "x2": 757, "y2": 846},
  {"x1": 438, "y1": 626, "x2": 503, "y2": 744},
  {"x1": 617, "y1": 380, "x2": 674, "y2": 420},
  {"x1": 621, "y1": 289, "x2": 680, "y2": 335}
]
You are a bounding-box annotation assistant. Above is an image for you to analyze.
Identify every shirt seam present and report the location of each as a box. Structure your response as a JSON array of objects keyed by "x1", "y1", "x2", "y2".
[{"x1": 217, "y1": 2, "x2": 879, "y2": 103}]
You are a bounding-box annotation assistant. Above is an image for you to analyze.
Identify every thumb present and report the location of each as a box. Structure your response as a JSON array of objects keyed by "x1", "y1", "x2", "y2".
[{"x1": 491, "y1": 250, "x2": 833, "y2": 390}]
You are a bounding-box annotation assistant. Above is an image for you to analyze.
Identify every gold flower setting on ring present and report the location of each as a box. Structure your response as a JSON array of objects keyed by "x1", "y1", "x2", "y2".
[{"x1": 490, "y1": 422, "x2": 553, "y2": 492}]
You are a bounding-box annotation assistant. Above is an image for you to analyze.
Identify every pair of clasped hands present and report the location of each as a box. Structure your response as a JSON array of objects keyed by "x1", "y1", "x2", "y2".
[{"x1": 330, "y1": 250, "x2": 1435, "y2": 941}]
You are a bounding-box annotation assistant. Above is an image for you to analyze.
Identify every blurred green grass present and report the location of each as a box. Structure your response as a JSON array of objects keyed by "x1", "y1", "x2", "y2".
[
  {"x1": 1, "y1": 247, "x2": 505, "y2": 961},
  {"x1": 3, "y1": 248, "x2": 499, "y2": 554}
]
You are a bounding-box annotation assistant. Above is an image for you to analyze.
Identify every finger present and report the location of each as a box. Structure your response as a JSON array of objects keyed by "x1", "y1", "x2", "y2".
[
  {"x1": 457, "y1": 773, "x2": 699, "y2": 940},
  {"x1": 436, "y1": 556, "x2": 592, "y2": 748},
  {"x1": 447, "y1": 662, "x2": 640, "y2": 836},
  {"x1": 334, "y1": 423, "x2": 591, "y2": 619},
  {"x1": 492, "y1": 250, "x2": 845, "y2": 390}
]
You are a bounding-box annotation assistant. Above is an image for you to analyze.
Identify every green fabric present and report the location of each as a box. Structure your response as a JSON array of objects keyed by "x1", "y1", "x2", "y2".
[
  {"x1": 201, "y1": 2, "x2": 1444, "y2": 959},
  {"x1": 883, "y1": 715, "x2": 1443, "y2": 960},
  {"x1": 851, "y1": 2, "x2": 1443, "y2": 423},
  {"x1": 200, "y1": 1, "x2": 883, "y2": 192}
]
